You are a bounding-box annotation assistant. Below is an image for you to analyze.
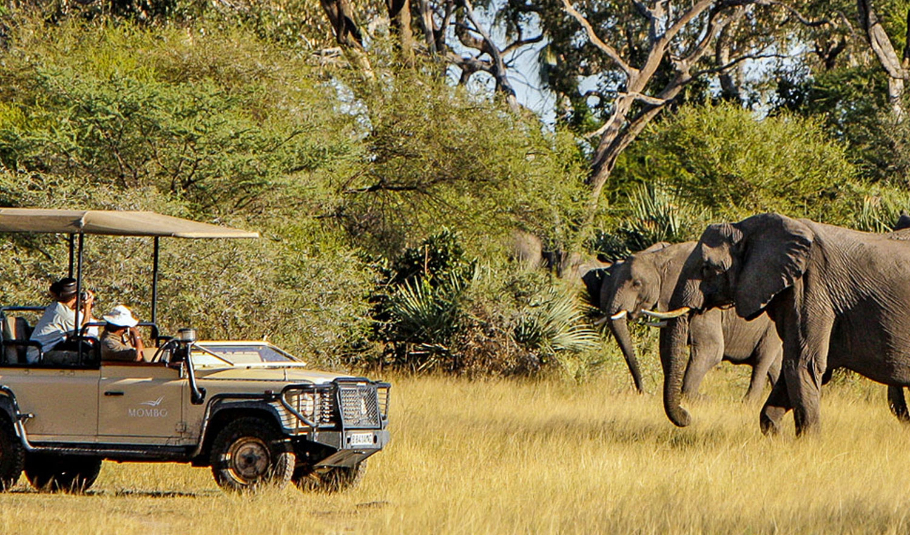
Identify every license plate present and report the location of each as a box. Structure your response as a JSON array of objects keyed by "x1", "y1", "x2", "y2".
[{"x1": 349, "y1": 432, "x2": 374, "y2": 446}]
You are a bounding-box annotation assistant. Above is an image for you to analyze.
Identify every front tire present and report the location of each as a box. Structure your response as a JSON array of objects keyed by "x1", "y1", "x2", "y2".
[
  {"x1": 210, "y1": 417, "x2": 294, "y2": 492},
  {"x1": 24, "y1": 454, "x2": 102, "y2": 493},
  {"x1": 0, "y1": 420, "x2": 24, "y2": 491},
  {"x1": 293, "y1": 462, "x2": 365, "y2": 493}
]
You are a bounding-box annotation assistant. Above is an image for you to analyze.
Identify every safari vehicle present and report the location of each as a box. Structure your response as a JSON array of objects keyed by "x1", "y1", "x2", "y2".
[{"x1": 0, "y1": 209, "x2": 390, "y2": 493}]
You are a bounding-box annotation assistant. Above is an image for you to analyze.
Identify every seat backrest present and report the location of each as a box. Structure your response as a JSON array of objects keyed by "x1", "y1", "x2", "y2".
[
  {"x1": 0, "y1": 316, "x2": 16, "y2": 364},
  {"x1": 13, "y1": 317, "x2": 32, "y2": 363},
  {"x1": 2, "y1": 317, "x2": 34, "y2": 364}
]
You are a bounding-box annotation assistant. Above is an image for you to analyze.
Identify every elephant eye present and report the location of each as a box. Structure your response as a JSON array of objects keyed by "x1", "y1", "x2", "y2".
[
  {"x1": 632, "y1": 279, "x2": 642, "y2": 288},
  {"x1": 701, "y1": 263, "x2": 724, "y2": 277}
]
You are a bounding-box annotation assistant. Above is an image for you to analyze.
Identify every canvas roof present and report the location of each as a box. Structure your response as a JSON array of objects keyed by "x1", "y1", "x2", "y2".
[{"x1": 0, "y1": 209, "x2": 259, "y2": 238}]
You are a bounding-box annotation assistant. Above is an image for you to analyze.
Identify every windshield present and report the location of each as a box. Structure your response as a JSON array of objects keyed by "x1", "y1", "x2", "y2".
[{"x1": 191, "y1": 343, "x2": 301, "y2": 367}]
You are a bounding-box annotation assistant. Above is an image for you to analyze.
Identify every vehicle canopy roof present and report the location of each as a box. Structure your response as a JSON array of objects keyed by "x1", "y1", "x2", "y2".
[
  {"x1": 0, "y1": 208, "x2": 259, "y2": 238},
  {"x1": 0, "y1": 208, "x2": 259, "y2": 328}
]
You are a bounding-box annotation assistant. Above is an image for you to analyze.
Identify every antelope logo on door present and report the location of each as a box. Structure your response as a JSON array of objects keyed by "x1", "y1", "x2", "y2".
[{"x1": 129, "y1": 396, "x2": 169, "y2": 418}]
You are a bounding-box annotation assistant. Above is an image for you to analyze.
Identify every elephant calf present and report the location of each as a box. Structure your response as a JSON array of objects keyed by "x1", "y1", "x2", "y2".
[{"x1": 584, "y1": 241, "x2": 782, "y2": 401}]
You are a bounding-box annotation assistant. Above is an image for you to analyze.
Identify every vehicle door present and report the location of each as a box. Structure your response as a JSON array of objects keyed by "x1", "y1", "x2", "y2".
[
  {"x1": 98, "y1": 362, "x2": 190, "y2": 445},
  {"x1": 4, "y1": 367, "x2": 101, "y2": 442}
]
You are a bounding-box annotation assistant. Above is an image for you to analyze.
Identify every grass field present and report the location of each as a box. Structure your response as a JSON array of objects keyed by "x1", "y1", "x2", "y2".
[{"x1": 2, "y1": 360, "x2": 910, "y2": 534}]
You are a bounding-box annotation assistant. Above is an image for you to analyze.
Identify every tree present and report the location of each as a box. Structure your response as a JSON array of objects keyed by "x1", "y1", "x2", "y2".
[
  {"x1": 857, "y1": 0, "x2": 910, "y2": 119},
  {"x1": 548, "y1": 1, "x2": 836, "y2": 232}
]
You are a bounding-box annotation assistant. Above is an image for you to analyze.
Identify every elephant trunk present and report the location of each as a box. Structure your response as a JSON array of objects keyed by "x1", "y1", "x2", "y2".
[
  {"x1": 659, "y1": 314, "x2": 692, "y2": 427},
  {"x1": 609, "y1": 317, "x2": 645, "y2": 394}
]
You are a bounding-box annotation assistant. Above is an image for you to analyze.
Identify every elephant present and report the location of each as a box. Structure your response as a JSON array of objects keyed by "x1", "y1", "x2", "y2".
[
  {"x1": 583, "y1": 241, "x2": 782, "y2": 400},
  {"x1": 655, "y1": 212, "x2": 910, "y2": 436},
  {"x1": 510, "y1": 230, "x2": 609, "y2": 278}
]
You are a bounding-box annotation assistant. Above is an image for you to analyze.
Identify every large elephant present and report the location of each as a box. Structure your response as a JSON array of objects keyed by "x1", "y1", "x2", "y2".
[
  {"x1": 583, "y1": 241, "x2": 781, "y2": 400},
  {"x1": 656, "y1": 212, "x2": 910, "y2": 436}
]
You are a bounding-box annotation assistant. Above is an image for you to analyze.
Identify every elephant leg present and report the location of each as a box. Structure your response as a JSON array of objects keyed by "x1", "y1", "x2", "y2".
[
  {"x1": 778, "y1": 300, "x2": 832, "y2": 437},
  {"x1": 888, "y1": 386, "x2": 910, "y2": 423},
  {"x1": 744, "y1": 337, "x2": 782, "y2": 404},
  {"x1": 681, "y1": 312, "x2": 723, "y2": 399},
  {"x1": 760, "y1": 375, "x2": 791, "y2": 436}
]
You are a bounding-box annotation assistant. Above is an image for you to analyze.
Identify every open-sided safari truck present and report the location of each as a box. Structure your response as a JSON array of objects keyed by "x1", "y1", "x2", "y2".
[{"x1": 0, "y1": 209, "x2": 390, "y2": 493}]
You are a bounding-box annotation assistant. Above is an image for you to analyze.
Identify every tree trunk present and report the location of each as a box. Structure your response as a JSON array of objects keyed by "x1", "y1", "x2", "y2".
[
  {"x1": 319, "y1": 0, "x2": 374, "y2": 77},
  {"x1": 857, "y1": 0, "x2": 907, "y2": 120},
  {"x1": 387, "y1": 0, "x2": 415, "y2": 63}
]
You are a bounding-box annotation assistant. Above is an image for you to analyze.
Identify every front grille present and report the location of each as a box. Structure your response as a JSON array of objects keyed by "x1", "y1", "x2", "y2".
[{"x1": 338, "y1": 385, "x2": 381, "y2": 427}]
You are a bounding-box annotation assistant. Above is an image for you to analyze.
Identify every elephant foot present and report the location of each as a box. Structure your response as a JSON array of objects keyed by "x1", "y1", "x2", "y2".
[
  {"x1": 759, "y1": 406, "x2": 787, "y2": 436},
  {"x1": 887, "y1": 386, "x2": 910, "y2": 423},
  {"x1": 793, "y1": 410, "x2": 821, "y2": 438}
]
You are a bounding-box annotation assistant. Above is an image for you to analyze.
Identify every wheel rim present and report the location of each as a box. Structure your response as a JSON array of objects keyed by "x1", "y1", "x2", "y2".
[{"x1": 227, "y1": 437, "x2": 271, "y2": 483}]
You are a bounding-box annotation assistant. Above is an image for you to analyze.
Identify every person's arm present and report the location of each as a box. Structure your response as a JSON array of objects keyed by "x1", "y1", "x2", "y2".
[
  {"x1": 80, "y1": 291, "x2": 94, "y2": 326},
  {"x1": 129, "y1": 327, "x2": 145, "y2": 361},
  {"x1": 101, "y1": 334, "x2": 141, "y2": 362}
]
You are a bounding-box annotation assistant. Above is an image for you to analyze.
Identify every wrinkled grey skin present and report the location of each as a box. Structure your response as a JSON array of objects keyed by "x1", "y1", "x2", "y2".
[
  {"x1": 886, "y1": 213, "x2": 910, "y2": 421},
  {"x1": 584, "y1": 242, "x2": 781, "y2": 399},
  {"x1": 660, "y1": 213, "x2": 910, "y2": 436}
]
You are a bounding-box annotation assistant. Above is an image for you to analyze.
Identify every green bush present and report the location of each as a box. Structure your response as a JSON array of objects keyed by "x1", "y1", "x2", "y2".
[
  {"x1": 590, "y1": 183, "x2": 700, "y2": 259},
  {"x1": 613, "y1": 102, "x2": 858, "y2": 224},
  {"x1": 511, "y1": 286, "x2": 599, "y2": 367},
  {"x1": 0, "y1": 20, "x2": 356, "y2": 217}
]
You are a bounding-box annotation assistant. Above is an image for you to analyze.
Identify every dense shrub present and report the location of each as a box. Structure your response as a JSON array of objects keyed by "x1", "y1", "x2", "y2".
[
  {"x1": 359, "y1": 230, "x2": 601, "y2": 377},
  {"x1": 332, "y1": 66, "x2": 592, "y2": 256},
  {"x1": 0, "y1": 20, "x2": 357, "y2": 217},
  {"x1": 612, "y1": 102, "x2": 859, "y2": 226}
]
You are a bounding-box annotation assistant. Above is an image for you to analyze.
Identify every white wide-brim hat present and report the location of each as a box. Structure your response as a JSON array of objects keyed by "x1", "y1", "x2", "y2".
[{"x1": 103, "y1": 305, "x2": 139, "y2": 328}]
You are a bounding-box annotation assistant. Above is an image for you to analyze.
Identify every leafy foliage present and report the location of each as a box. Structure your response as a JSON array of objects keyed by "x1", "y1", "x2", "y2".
[
  {"x1": 614, "y1": 102, "x2": 858, "y2": 224},
  {"x1": 591, "y1": 184, "x2": 694, "y2": 260},
  {"x1": 332, "y1": 67, "x2": 591, "y2": 256},
  {"x1": 0, "y1": 21, "x2": 356, "y2": 216},
  {"x1": 367, "y1": 230, "x2": 477, "y2": 371},
  {"x1": 511, "y1": 287, "x2": 599, "y2": 361}
]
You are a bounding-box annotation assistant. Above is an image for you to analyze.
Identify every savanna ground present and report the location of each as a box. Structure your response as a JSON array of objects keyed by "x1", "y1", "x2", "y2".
[{"x1": 2, "y1": 357, "x2": 909, "y2": 535}]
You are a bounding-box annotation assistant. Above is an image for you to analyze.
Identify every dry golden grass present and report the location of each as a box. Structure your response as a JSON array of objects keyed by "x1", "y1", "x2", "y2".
[{"x1": 2, "y1": 361, "x2": 910, "y2": 534}]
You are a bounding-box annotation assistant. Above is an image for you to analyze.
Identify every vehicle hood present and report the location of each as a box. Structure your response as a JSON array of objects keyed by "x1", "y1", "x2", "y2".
[{"x1": 196, "y1": 365, "x2": 354, "y2": 385}]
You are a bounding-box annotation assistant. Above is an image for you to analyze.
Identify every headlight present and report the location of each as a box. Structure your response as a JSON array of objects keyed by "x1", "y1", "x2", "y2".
[{"x1": 286, "y1": 391, "x2": 316, "y2": 419}]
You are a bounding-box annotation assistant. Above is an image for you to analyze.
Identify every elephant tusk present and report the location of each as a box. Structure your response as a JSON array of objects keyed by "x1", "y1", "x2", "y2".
[
  {"x1": 644, "y1": 321, "x2": 668, "y2": 328},
  {"x1": 593, "y1": 316, "x2": 610, "y2": 326},
  {"x1": 641, "y1": 307, "x2": 691, "y2": 320},
  {"x1": 610, "y1": 310, "x2": 628, "y2": 320}
]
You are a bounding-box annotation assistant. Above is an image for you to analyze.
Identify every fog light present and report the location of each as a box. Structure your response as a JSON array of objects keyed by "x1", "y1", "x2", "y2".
[{"x1": 177, "y1": 328, "x2": 197, "y2": 343}]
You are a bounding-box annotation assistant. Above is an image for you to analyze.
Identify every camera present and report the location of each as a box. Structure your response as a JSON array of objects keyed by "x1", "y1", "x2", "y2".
[{"x1": 80, "y1": 290, "x2": 91, "y2": 302}]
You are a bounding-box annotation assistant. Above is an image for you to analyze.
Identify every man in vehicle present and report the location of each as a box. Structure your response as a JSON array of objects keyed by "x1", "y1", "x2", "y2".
[
  {"x1": 99, "y1": 305, "x2": 145, "y2": 362},
  {"x1": 26, "y1": 277, "x2": 96, "y2": 363}
]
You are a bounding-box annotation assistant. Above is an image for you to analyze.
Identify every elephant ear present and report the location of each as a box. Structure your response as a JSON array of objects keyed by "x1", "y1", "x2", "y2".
[
  {"x1": 734, "y1": 213, "x2": 814, "y2": 320},
  {"x1": 582, "y1": 266, "x2": 611, "y2": 309}
]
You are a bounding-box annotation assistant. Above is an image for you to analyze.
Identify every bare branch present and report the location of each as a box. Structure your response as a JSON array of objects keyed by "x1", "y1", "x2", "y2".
[
  {"x1": 663, "y1": 0, "x2": 714, "y2": 43},
  {"x1": 675, "y1": 5, "x2": 729, "y2": 69},
  {"x1": 692, "y1": 52, "x2": 785, "y2": 78},
  {"x1": 503, "y1": 35, "x2": 544, "y2": 56},
  {"x1": 461, "y1": 0, "x2": 520, "y2": 110},
  {"x1": 446, "y1": 51, "x2": 493, "y2": 74},
  {"x1": 625, "y1": 92, "x2": 672, "y2": 106},
  {"x1": 753, "y1": 0, "x2": 832, "y2": 28},
  {"x1": 562, "y1": 0, "x2": 636, "y2": 76}
]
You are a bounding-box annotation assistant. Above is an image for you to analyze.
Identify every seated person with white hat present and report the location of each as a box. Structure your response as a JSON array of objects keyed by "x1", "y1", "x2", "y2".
[{"x1": 100, "y1": 305, "x2": 145, "y2": 362}]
